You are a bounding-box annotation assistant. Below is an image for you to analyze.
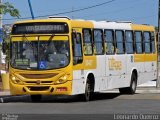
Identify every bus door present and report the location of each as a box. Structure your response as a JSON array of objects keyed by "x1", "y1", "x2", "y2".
[{"x1": 72, "y1": 28, "x2": 85, "y2": 94}]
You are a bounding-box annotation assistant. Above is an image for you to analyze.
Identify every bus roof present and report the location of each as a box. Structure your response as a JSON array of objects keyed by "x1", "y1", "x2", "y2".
[{"x1": 13, "y1": 18, "x2": 155, "y2": 31}]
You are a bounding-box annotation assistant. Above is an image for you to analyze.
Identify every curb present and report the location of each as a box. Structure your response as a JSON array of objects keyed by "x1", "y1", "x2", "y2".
[
  {"x1": 100, "y1": 87, "x2": 160, "y2": 94},
  {"x1": 136, "y1": 87, "x2": 160, "y2": 93},
  {"x1": 0, "y1": 90, "x2": 10, "y2": 97},
  {"x1": 0, "y1": 87, "x2": 159, "y2": 98}
]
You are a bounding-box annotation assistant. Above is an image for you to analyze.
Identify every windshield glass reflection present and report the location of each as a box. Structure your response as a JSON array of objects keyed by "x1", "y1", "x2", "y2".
[{"x1": 11, "y1": 37, "x2": 70, "y2": 70}]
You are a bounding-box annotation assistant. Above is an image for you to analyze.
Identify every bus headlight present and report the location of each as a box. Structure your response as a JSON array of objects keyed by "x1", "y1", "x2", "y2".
[
  {"x1": 11, "y1": 75, "x2": 23, "y2": 84},
  {"x1": 12, "y1": 76, "x2": 16, "y2": 81},
  {"x1": 54, "y1": 74, "x2": 70, "y2": 85}
]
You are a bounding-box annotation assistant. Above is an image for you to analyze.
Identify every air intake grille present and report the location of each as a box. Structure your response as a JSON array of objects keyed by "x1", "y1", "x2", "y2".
[{"x1": 20, "y1": 73, "x2": 58, "y2": 79}]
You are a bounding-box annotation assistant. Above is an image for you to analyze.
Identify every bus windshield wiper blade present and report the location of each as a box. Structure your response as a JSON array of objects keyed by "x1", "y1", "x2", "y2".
[
  {"x1": 47, "y1": 34, "x2": 55, "y2": 46},
  {"x1": 22, "y1": 34, "x2": 34, "y2": 50}
]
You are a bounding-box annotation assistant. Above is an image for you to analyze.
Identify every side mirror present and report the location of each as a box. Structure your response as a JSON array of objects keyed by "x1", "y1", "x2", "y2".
[{"x1": 2, "y1": 42, "x2": 6, "y2": 54}]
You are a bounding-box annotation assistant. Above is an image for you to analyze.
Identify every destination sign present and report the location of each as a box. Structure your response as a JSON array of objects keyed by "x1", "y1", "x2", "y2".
[{"x1": 12, "y1": 22, "x2": 69, "y2": 34}]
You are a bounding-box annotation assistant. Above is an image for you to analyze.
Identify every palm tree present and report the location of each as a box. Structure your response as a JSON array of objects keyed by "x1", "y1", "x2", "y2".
[{"x1": 0, "y1": 2, "x2": 20, "y2": 18}]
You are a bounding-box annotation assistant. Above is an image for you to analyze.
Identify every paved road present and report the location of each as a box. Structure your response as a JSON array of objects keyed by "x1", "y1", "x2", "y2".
[
  {"x1": 0, "y1": 93, "x2": 160, "y2": 114},
  {"x1": 1, "y1": 93, "x2": 160, "y2": 120}
]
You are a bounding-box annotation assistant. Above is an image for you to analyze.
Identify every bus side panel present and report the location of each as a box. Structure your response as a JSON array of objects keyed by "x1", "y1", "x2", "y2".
[
  {"x1": 133, "y1": 54, "x2": 145, "y2": 85},
  {"x1": 94, "y1": 55, "x2": 107, "y2": 91},
  {"x1": 143, "y1": 54, "x2": 157, "y2": 83},
  {"x1": 72, "y1": 70, "x2": 86, "y2": 95},
  {"x1": 106, "y1": 54, "x2": 129, "y2": 89}
]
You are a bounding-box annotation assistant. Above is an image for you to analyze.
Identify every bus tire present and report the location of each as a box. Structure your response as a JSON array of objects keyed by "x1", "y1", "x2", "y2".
[
  {"x1": 30, "y1": 95, "x2": 42, "y2": 102},
  {"x1": 128, "y1": 72, "x2": 137, "y2": 94},
  {"x1": 119, "y1": 72, "x2": 137, "y2": 94},
  {"x1": 82, "y1": 78, "x2": 92, "y2": 102}
]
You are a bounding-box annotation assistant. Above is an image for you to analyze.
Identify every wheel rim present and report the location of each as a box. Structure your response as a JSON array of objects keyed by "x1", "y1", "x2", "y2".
[
  {"x1": 132, "y1": 80, "x2": 136, "y2": 91},
  {"x1": 131, "y1": 75, "x2": 137, "y2": 92}
]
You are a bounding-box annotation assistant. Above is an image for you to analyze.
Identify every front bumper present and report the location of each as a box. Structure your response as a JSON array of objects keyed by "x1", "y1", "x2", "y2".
[{"x1": 10, "y1": 80, "x2": 72, "y2": 96}]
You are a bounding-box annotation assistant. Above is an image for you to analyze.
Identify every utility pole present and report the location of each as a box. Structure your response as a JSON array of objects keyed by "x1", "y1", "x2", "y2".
[
  {"x1": 28, "y1": 0, "x2": 34, "y2": 19},
  {"x1": 0, "y1": 0, "x2": 3, "y2": 65},
  {"x1": 157, "y1": 0, "x2": 160, "y2": 88}
]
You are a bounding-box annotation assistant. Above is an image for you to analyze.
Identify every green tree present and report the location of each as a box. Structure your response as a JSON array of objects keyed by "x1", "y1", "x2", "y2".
[
  {"x1": 0, "y1": 2, "x2": 20, "y2": 69},
  {"x1": 0, "y1": 2, "x2": 20, "y2": 18}
]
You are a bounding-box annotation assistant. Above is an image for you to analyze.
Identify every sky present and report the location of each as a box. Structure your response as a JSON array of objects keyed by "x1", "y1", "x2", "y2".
[{"x1": 3, "y1": 0, "x2": 158, "y2": 27}]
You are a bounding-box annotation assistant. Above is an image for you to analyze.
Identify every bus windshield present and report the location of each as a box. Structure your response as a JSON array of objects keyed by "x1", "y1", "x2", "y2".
[{"x1": 11, "y1": 37, "x2": 70, "y2": 70}]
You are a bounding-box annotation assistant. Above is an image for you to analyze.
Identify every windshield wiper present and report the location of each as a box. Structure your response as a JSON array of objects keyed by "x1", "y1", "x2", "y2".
[
  {"x1": 47, "y1": 34, "x2": 55, "y2": 46},
  {"x1": 22, "y1": 34, "x2": 34, "y2": 50},
  {"x1": 22, "y1": 34, "x2": 39, "y2": 57}
]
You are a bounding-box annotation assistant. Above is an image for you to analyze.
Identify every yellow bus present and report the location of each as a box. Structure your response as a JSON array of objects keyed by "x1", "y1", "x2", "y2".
[{"x1": 8, "y1": 17, "x2": 157, "y2": 101}]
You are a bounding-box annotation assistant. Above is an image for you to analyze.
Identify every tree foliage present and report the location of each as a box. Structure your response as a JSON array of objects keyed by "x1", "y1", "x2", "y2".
[{"x1": 0, "y1": 2, "x2": 20, "y2": 18}]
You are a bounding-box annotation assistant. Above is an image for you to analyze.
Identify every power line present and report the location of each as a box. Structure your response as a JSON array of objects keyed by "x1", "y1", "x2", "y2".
[
  {"x1": 2, "y1": 0, "x2": 117, "y2": 20},
  {"x1": 77, "y1": 0, "x2": 147, "y2": 19},
  {"x1": 36, "y1": 0, "x2": 117, "y2": 18}
]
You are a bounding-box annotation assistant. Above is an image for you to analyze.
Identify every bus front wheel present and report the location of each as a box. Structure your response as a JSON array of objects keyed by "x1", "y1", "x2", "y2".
[{"x1": 82, "y1": 78, "x2": 93, "y2": 102}]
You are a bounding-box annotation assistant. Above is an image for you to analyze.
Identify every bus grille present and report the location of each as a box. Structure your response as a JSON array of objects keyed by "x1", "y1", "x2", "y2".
[
  {"x1": 20, "y1": 73, "x2": 58, "y2": 79},
  {"x1": 25, "y1": 81, "x2": 53, "y2": 84}
]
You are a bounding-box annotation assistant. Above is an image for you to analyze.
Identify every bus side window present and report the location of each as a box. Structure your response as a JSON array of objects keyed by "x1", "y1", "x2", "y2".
[
  {"x1": 151, "y1": 32, "x2": 155, "y2": 53},
  {"x1": 72, "y1": 32, "x2": 83, "y2": 65},
  {"x1": 115, "y1": 30, "x2": 125, "y2": 54},
  {"x1": 83, "y1": 29, "x2": 93, "y2": 55},
  {"x1": 125, "y1": 30, "x2": 134, "y2": 54},
  {"x1": 144, "y1": 31, "x2": 151, "y2": 53},
  {"x1": 135, "y1": 31, "x2": 143, "y2": 54},
  {"x1": 104, "y1": 30, "x2": 115, "y2": 54},
  {"x1": 93, "y1": 29, "x2": 104, "y2": 55}
]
